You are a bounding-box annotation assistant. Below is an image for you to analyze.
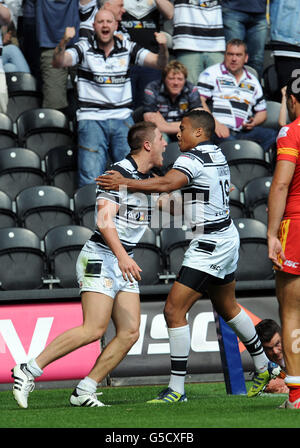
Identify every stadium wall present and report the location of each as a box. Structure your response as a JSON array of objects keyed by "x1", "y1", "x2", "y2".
[{"x1": 0, "y1": 289, "x2": 280, "y2": 384}]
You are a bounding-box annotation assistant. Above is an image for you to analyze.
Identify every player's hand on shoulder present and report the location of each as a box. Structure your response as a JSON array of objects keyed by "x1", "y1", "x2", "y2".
[{"x1": 95, "y1": 170, "x2": 125, "y2": 191}]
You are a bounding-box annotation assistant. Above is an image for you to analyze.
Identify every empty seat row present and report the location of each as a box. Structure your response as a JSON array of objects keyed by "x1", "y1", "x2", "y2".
[
  {"x1": 0, "y1": 225, "x2": 92, "y2": 291},
  {"x1": 0, "y1": 185, "x2": 94, "y2": 237},
  {"x1": 0, "y1": 218, "x2": 274, "y2": 292},
  {"x1": 229, "y1": 175, "x2": 272, "y2": 225},
  {"x1": 0, "y1": 108, "x2": 75, "y2": 159},
  {"x1": 0, "y1": 146, "x2": 77, "y2": 199}
]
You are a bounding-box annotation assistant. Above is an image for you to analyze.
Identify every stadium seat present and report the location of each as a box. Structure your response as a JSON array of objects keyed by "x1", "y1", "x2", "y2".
[
  {"x1": 0, "y1": 147, "x2": 45, "y2": 200},
  {"x1": 16, "y1": 185, "x2": 74, "y2": 239},
  {"x1": 220, "y1": 140, "x2": 271, "y2": 191},
  {"x1": 17, "y1": 108, "x2": 75, "y2": 159},
  {"x1": 162, "y1": 141, "x2": 182, "y2": 172},
  {"x1": 0, "y1": 113, "x2": 18, "y2": 149},
  {"x1": 45, "y1": 145, "x2": 78, "y2": 197},
  {"x1": 44, "y1": 225, "x2": 93, "y2": 288},
  {"x1": 243, "y1": 176, "x2": 272, "y2": 225},
  {"x1": 73, "y1": 183, "x2": 96, "y2": 229},
  {"x1": 244, "y1": 64, "x2": 259, "y2": 80},
  {"x1": 0, "y1": 227, "x2": 47, "y2": 290},
  {"x1": 133, "y1": 227, "x2": 163, "y2": 285},
  {"x1": 5, "y1": 72, "x2": 42, "y2": 122},
  {"x1": 233, "y1": 218, "x2": 274, "y2": 282},
  {"x1": 229, "y1": 184, "x2": 245, "y2": 219},
  {"x1": 262, "y1": 101, "x2": 281, "y2": 130},
  {"x1": 160, "y1": 226, "x2": 192, "y2": 278},
  {"x1": 0, "y1": 190, "x2": 18, "y2": 228},
  {"x1": 262, "y1": 64, "x2": 279, "y2": 101}
]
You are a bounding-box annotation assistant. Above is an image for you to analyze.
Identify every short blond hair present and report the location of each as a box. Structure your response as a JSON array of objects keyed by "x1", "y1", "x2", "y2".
[{"x1": 162, "y1": 60, "x2": 188, "y2": 80}]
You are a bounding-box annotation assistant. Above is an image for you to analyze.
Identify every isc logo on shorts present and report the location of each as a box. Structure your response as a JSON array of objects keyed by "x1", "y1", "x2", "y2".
[{"x1": 284, "y1": 259, "x2": 299, "y2": 269}]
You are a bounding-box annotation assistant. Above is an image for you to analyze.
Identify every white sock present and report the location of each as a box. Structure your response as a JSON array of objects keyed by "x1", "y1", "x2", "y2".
[
  {"x1": 76, "y1": 376, "x2": 98, "y2": 395},
  {"x1": 26, "y1": 358, "x2": 43, "y2": 378},
  {"x1": 226, "y1": 308, "x2": 269, "y2": 373},
  {"x1": 285, "y1": 375, "x2": 300, "y2": 386},
  {"x1": 168, "y1": 324, "x2": 190, "y2": 395}
]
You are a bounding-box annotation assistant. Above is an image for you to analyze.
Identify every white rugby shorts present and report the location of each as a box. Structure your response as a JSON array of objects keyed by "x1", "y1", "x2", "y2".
[
  {"x1": 76, "y1": 241, "x2": 139, "y2": 299},
  {"x1": 182, "y1": 221, "x2": 240, "y2": 278}
]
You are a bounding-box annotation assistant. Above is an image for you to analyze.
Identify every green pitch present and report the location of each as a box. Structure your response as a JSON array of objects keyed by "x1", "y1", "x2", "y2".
[{"x1": 1, "y1": 382, "x2": 300, "y2": 428}]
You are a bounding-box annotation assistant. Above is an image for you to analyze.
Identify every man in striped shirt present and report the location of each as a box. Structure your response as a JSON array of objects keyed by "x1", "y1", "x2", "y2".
[
  {"x1": 198, "y1": 39, "x2": 277, "y2": 152},
  {"x1": 172, "y1": 0, "x2": 225, "y2": 86},
  {"x1": 52, "y1": 8, "x2": 169, "y2": 188}
]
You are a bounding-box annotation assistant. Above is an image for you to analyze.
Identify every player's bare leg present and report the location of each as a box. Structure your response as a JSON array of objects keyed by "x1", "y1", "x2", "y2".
[
  {"x1": 12, "y1": 291, "x2": 113, "y2": 408},
  {"x1": 276, "y1": 271, "x2": 300, "y2": 409},
  {"x1": 87, "y1": 291, "x2": 140, "y2": 384}
]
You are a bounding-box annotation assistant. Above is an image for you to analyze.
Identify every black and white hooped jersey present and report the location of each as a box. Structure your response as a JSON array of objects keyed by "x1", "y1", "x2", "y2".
[
  {"x1": 172, "y1": 0, "x2": 225, "y2": 53},
  {"x1": 172, "y1": 141, "x2": 232, "y2": 234},
  {"x1": 90, "y1": 155, "x2": 155, "y2": 253},
  {"x1": 67, "y1": 35, "x2": 149, "y2": 120}
]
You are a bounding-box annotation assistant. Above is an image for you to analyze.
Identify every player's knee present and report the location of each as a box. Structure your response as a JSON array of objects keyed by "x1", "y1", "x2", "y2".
[
  {"x1": 83, "y1": 326, "x2": 106, "y2": 344},
  {"x1": 164, "y1": 302, "x2": 177, "y2": 326},
  {"x1": 118, "y1": 327, "x2": 140, "y2": 349}
]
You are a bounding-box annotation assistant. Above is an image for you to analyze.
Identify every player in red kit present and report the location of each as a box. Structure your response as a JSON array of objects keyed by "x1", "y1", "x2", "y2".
[{"x1": 268, "y1": 75, "x2": 300, "y2": 409}]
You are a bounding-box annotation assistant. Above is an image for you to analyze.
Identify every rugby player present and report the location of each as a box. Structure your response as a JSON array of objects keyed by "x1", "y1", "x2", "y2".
[
  {"x1": 11, "y1": 121, "x2": 167, "y2": 408},
  {"x1": 268, "y1": 76, "x2": 300, "y2": 409}
]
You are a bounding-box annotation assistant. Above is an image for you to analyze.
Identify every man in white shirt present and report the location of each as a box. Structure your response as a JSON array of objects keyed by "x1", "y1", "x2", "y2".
[{"x1": 198, "y1": 39, "x2": 277, "y2": 152}]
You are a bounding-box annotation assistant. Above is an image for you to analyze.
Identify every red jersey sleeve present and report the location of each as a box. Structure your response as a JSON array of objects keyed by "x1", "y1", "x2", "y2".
[{"x1": 277, "y1": 119, "x2": 300, "y2": 163}]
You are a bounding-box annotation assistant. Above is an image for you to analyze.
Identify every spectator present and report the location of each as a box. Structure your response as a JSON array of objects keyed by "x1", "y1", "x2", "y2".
[
  {"x1": 121, "y1": 0, "x2": 174, "y2": 109},
  {"x1": 36, "y1": 0, "x2": 80, "y2": 112},
  {"x1": 0, "y1": 0, "x2": 10, "y2": 113},
  {"x1": 143, "y1": 60, "x2": 202, "y2": 143},
  {"x1": 2, "y1": 21, "x2": 30, "y2": 72},
  {"x1": 221, "y1": 0, "x2": 268, "y2": 81},
  {"x1": 53, "y1": 9, "x2": 169, "y2": 187},
  {"x1": 198, "y1": 39, "x2": 277, "y2": 153},
  {"x1": 255, "y1": 319, "x2": 288, "y2": 394},
  {"x1": 270, "y1": 1, "x2": 300, "y2": 94},
  {"x1": 172, "y1": 0, "x2": 225, "y2": 87},
  {"x1": 22, "y1": 0, "x2": 41, "y2": 89},
  {"x1": 79, "y1": 0, "x2": 129, "y2": 42}
]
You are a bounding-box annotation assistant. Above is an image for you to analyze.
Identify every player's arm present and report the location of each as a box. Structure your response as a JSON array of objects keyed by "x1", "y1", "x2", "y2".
[
  {"x1": 96, "y1": 198, "x2": 142, "y2": 282},
  {"x1": 52, "y1": 27, "x2": 76, "y2": 68},
  {"x1": 267, "y1": 160, "x2": 295, "y2": 268},
  {"x1": 156, "y1": 190, "x2": 184, "y2": 216},
  {"x1": 96, "y1": 168, "x2": 189, "y2": 194}
]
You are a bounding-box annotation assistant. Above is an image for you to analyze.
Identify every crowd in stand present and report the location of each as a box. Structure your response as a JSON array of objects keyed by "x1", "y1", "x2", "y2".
[{"x1": 0, "y1": 0, "x2": 299, "y2": 189}]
